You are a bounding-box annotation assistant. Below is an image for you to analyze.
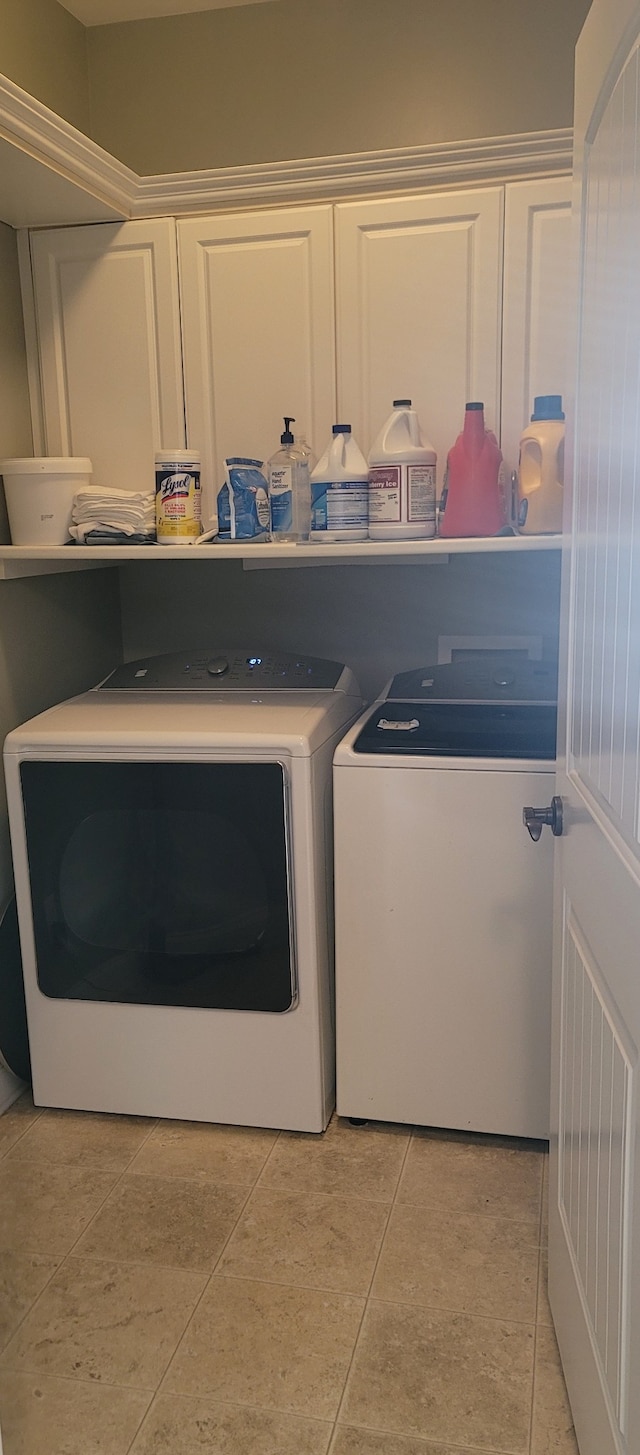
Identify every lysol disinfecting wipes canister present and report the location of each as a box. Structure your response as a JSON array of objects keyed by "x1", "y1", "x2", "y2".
[{"x1": 155, "y1": 450, "x2": 201, "y2": 544}]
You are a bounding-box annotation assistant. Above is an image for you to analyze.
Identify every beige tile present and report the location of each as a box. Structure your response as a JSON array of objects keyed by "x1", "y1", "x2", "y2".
[
  {"x1": 531, "y1": 1326, "x2": 580, "y2": 1454},
  {"x1": 0, "y1": 1368, "x2": 151, "y2": 1455},
  {"x1": 372, "y1": 1203, "x2": 539, "y2": 1322},
  {"x1": 5, "y1": 1107, "x2": 155, "y2": 1172},
  {"x1": 0, "y1": 1093, "x2": 43, "y2": 1159},
  {"x1": 75, "y1": 1173, "x2": 248, "y2": 1271},
  {"x1": 218, "y1": 1187, "x2": 388, "y2": 1294},
  {"x1": 399, "y1": 1130, "x2": 543, "y2": 1227},
  {"x1": 261, "y1": 1116, "x2": 409, "y2": 1202},
  {"x1": 0, "y1": 1369, "x2": 150, "y2": 1455},
  {"x1": 130, "y1": 1392, "x2": 331, "y2": 1454},
  {"x1": 128, "y1": 1120, "x2": 277, "y2": 1185},
  {"x1": 165, "y1": 1274, "x2": 364, "y2": 1420},
  {"x1": 0, "y1": 1256, "x2": 207, "y2": 1389},
  {"x1": 537, "y1": 1246, "x2": 553, "y2": 1326},
  {"x1": 342, "y1": 1299, "x2": 534, "y2": 1451},
  {"x1": 331, "y1": 1430, "x2": 492, "y2": 1455},
  {"x1": 0, "y1": 1162, "x2": 117, "y2": 1254},
  {"x1": 0, "y1": 1250, "x2": 60, "y2": 1354}
]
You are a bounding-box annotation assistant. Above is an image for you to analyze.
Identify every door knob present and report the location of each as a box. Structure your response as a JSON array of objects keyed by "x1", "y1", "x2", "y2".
[{"x1": 523, "y1": 795, "x2": 563, "y2": 841}]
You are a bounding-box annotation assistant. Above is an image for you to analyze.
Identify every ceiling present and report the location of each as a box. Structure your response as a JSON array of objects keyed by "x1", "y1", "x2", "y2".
[{"x1": 61, "y1": 0, "x2": 278, "y2": 24}]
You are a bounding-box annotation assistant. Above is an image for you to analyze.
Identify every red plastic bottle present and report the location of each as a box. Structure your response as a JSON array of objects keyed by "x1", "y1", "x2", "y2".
[{"x1": 439, "y1": 402, "x2": 506, "y2": 537}]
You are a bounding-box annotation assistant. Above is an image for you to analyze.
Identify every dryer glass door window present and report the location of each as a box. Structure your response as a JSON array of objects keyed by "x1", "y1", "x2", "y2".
[{"x1": 19, "y1": 760, "x2": 295, "y2": 1013}]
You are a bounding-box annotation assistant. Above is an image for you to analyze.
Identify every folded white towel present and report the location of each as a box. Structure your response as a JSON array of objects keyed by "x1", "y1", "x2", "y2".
[{"x1": 70, "y1": 486, "x2": 156, "y2": 542}]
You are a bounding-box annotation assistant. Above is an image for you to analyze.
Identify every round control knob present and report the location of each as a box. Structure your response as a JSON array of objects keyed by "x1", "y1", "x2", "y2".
[
  {"x1": 492, "y1": 668, "x2": 516, "y2": 688},
  {"x1": 207, "y1": 657, "x2": 229, "y2": 676}
]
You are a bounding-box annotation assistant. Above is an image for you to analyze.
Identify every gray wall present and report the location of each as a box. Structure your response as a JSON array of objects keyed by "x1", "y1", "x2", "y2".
[
  {"x1": 0, "y1": 0, "x2": 90, "y2": 134},
  {"x1": 86, "y1": 0, "x2": 591, "y2": 174},
  {"x1": 119, "y1": 551, "x2": 561, "y2": 705}
]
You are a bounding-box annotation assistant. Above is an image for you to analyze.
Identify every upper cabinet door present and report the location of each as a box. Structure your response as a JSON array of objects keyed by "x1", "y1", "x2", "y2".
[
  {"x1": 501, "y1": 177, "x2": 573, "y2": 475},
  {"x1": 335, "y1": 189, "x2": 504, "y2": 490},
  {"x1": 178, "y1": 207, "x2": 336, "y2": 527},
  {"x1": 29, "y1": 219, "x2": 185, "y2": 493}
]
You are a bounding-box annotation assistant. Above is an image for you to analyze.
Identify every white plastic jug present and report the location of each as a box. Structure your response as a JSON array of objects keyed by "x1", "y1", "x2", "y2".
[
  {"x1": 517, "y1": 395, "x2": 565, "y2": 535},
  {"x1": 310, "y1": 425, "x2": 368, "y2": 542},
  {"x1": 368, "y1": 400, "x2": 437, "y2": 540}
]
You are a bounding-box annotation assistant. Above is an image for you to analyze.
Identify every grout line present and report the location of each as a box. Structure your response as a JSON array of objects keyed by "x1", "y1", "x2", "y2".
[{"x1": 327, "y1": 1122, "x2": 414, "y2": 1450}]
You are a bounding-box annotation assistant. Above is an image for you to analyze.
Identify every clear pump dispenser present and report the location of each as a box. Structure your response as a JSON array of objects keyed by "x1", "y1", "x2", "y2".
[{"x1": 268, "y1": 416, "x2": 311, "y2": 542}]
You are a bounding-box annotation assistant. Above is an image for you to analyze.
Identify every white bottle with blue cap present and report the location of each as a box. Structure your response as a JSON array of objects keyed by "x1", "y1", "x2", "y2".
[
  {"x1": 309, "y1": 425, "x2": 369, "y2": 542},
  {"x1": 517, "y1": 394, "x2": 565, "y2": 535}
]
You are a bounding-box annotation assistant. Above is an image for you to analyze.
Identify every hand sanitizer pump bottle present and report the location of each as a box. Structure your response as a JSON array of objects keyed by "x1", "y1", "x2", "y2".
[{"x1": 268, "y1": 416, "x2": 310, "y2": 542}]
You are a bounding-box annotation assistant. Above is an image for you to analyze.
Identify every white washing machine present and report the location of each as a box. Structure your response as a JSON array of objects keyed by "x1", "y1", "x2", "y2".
[
  {"x1": 4, "y1": 648, "x2": 361, "y2": 1132},
  {"x1": 334, "y1": 653, "x2": 557, "y2": 1140}
]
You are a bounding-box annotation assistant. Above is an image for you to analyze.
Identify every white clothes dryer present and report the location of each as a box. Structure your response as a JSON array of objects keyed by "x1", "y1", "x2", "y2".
[
  {"x1": 4, "y1": 648, "x2": 361, "y2": 1132},
  {"x1": 334, "y1": 654, "x2": 557, "y2": 1140}
]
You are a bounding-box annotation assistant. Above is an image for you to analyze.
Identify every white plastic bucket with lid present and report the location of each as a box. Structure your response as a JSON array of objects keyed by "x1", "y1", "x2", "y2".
[{"x1": 0, "y1": 457, "x2": 93, "y2": 545}]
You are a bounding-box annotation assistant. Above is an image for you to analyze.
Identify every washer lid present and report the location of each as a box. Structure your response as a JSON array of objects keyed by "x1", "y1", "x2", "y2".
[
  {"x1": 387, "y1": 655, "x2": 557, "y2": 706},
  {"x1": 353, "y1": 701, "x2": 557, "y2": 759}
]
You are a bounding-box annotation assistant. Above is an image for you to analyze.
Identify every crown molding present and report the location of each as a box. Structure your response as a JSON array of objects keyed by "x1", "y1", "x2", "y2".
[
  {"x1": 133, "y1": 129, "x2": 573, "y2": 217},
  {"x1": 0, "y1": 72, "x2": 573, "y2": 228}
]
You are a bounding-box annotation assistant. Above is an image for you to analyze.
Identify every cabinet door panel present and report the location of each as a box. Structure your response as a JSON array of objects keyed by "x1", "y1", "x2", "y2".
[
  {"x1": 501, "y1": 177, "x2": 573, "y2": 474},
  {"x1": 335, "y1": 189, "x2": 503, "y2": 491},
  {"x1": 29, "y1": 219, "x2": 185, "y2": 494},
  {"x1": 178, "y1": 207, "x2": 335, "y2": 526}
]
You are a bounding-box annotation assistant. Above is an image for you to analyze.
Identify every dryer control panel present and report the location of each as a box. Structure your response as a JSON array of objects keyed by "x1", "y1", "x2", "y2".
[{"x1": 100, "y1": 649, "x2": 346, "y2": 692}]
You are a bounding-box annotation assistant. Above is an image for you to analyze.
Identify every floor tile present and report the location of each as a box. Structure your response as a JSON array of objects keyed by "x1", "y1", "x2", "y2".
[
  {"x1": 531, "y1": 1326, "x2": 580, "y2": 1454},
  {"x1": 130, "y1": 1391, "x2": 331, "y2": 1453},
  {"x1": 0, "y1": 1256, "x2": 207, "y2": 1389},
  {"x1": 128, "y1": 1120, "x2": 278, "y2": 1185},
  {"x1": 0, "y1": 1369, "x2": 150, "y2": 1455},
  {"x1": 4, "y1": 1108, "x2": 154, "y2": 1173},
  {"x1": 0, "y1": 1250, "x2": 60, "y2": 1354},
  {"x1": 165, "y1": 1274, "x2": 364, "y2": 1420},
  {"x1": 75, "y1": 1173, "x2": 248, "y2": 1271},
  {"x1": 0, "y1": 1094, "x2": 43, "y2": 1160},
  {"x1": 372, "y1": 1203, "x2": 539, "y2": 1322},
  {"x1": 0, "y1": 1162, "x2": 117, "y2": 1255},
  {"x1": 398, "y1": 1130, "x2": 543, "y2": 1227},
  {"x1": 331, "y1": 1430, "x2": 494, "y2": 1455},
  {"x1": 218, "y1": 1187, "x2": 388, "y2": 1293},
  {"x1": 341, "y1": 1299, "x2": 534, "y2": 1451},
  {"x1": 260, "y1": 1116, "x2": 409, "y2": 1202}
]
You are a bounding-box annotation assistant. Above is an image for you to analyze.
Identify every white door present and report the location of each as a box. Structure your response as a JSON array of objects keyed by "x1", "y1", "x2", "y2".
[
  {"x1": 178, "y1": 207, "x2": 336, "y2": 528},
  {"x1": 28, "y1": 219, "x2": 185, "y2": 493},
  {"x1": 335, "y1": 188, "x2": 503, "y2": 490},
  {"x1": 501, "y1": 176, "x2": 573, "y2": 479},
  {"x1": 549, "y1": 3, "x2": 640, "y2": 1452}
]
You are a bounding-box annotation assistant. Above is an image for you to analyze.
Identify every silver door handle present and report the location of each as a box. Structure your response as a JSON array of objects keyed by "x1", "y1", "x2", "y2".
[{"x1": 523, "y1": 795, "x2": 563, "y2": 841}]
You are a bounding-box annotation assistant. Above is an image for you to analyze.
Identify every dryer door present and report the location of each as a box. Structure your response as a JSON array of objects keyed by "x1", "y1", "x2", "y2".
[{"x1": 19, "y1": 759, "x2": 295, "y2": 1013}]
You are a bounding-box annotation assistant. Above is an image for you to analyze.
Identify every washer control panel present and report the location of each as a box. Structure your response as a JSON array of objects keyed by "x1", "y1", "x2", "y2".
[{"x1": 100, "y1": 649, "x2": 345, "y2": 692}]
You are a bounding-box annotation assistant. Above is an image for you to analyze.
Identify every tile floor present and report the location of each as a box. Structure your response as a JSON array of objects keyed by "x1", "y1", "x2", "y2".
[{"x1": 0, "y1": 1094, "x2": 579, "y2": 1455}]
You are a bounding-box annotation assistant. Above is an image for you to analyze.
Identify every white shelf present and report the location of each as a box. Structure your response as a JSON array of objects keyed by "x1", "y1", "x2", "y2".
[{"x1": 0, "y1": 534, "x2": 562, "y2": 579}]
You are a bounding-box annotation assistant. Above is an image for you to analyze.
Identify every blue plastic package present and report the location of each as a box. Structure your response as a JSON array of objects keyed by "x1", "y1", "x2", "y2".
[
  {"x1": 216, "y1": 481, "x2": 231, "y2": 537},
  {"x1": 224, "y1": 458, "x2": 270, "y2": 541}
]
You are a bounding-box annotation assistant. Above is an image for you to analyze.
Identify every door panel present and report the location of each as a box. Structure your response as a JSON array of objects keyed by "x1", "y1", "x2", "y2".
[
  {"x1": 178, "y1": 207, "x2": 336, "y2": 527},
  {"x1": 335, "y1": 189, "x2": 503, "y2": 490},
  {"x1": 551, "y1": 15, "x2": 640, "y2": 1449},
  {"x1": 29, "y1": 219, "x2": 185, "y2": 493}
]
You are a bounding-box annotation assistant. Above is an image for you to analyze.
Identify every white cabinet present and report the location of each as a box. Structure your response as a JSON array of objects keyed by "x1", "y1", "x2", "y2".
[
  {"x1": 23, "y1": 180, "x2": 572, "y2": 533},
  {"x1": 177, "y1": 207, "x2": 336, "y2": 527},
  {"x1": 28, "y1": 219, "x2": 185, "y2": 493},
  {"x1": 501, "y1": 176, "x2": 574, "y2": 474},
  {"x1": 335, "y1": 188, "x2": 504, "y2": 490}
]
